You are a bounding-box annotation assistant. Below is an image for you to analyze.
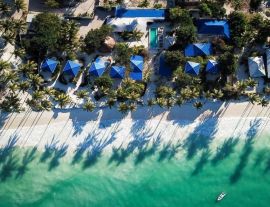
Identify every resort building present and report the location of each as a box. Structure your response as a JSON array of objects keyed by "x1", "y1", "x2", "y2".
[
  {"x1": 197, "y1": 19, "x2": 230, "y2": 39},
  {"x1": 185, "y1": 61, "x2": 200, "y2": 76},
  {"x1": 248, "y1": 56, "x2": 266, "y2": 78},
  {"x1": 184, "y1": 43, "x2": 212, "y2": 57},
  {"x1": 106, "y1": 8, "x2": 166, "y2": 49}
]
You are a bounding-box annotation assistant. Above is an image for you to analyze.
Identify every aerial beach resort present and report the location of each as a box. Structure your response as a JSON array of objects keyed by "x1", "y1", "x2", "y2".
[{"x1": 1, "y1": 0, "x2": 270, "y2": 206}]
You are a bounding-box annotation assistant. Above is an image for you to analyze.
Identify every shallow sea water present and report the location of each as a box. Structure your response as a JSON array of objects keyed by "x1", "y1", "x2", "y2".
[{"x1": 0, "y1": 133, "x2": 270, "y2": 207}]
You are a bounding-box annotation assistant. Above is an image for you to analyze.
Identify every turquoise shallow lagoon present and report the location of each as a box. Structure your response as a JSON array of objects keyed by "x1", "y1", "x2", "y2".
[{"x1": 0, "y1": 134, "x2": 270, "y2": 207}]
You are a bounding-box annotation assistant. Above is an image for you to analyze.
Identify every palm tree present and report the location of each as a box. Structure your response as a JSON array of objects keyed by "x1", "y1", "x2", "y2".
[
  {"x1": 8, "y1": 83, "x2": 19, "y2": 93},
  {"x1": 54, "y1": 93, "x2": 71, "y2": 109},
  {"x1": 127, "y1": 91, "x2": 140, "y2": 102},
  {"x1": 236, "y1": 80, "x2": 247, "y2": 93},
  {"x1": 41, "y1": 100, "x2": 53, "y2": 111},
  {"x1": 14, "y1": 0, "x2": 26, "y2": 12},
  {"x1": 29, "y1": 74, "x2": 44, "y2": 89},
  {"x1": 166, "y1": 98, "x2": 175, "y2": 108},
  {"x1": 0, "y1": 60, "x2": 10, "y2": 71},
  {"x1": 0, "y1": 93, "x2": 22, "y2": 112},
  {"x1": 0, "y1": 2, "x2": 11, "y2": 17},
  {"x1": 118, "y1": 102, "x2": 129, "y2": 114},
  {"x1": 193, "y1": 101, "x2": 203, "y2": 110},
  {"x1": 76, "y1": 90, "x2": 89, "y2": 99},
  {"x1": 0, "y1": 70, "x2": 19, "y2": 84},
  {"x1": 32, "y1": 90, "x2": 45, "y2": 100},
  {"x1": 245, "y1": 78, "x2": 257, "y2": 88},
  {"x1": 204, "y1": 90, "x2": 212, "y2": 100},
  {"x1": 129, "y1": 103, "x2": 137, "y2": 112},
  {"x1": 83, "y1": 100, "x2": 95, "y2": 112},
  {"x1": 248, "y1": 93, "x2": 260, "y2": 105},
  {"x1": 147, "y1": 99, "x2": 156, "y2": 106},
  {"x1": 259, "y1": 98, "x2": 269, "y2": 107},
  {"x1": 106, "y1": 97, "x2": 116, "y2": 108},
  {"x1": 156, "y1": 97, "x2": 167, "y2": 108},
  {"x1": 176, "y1": 97, "x2": 184, "y2": 106},
  {"x1": 18, "y1": 81, "x2": 31, "y2": 93},
  {"x1": 18, "y1": 61, "x2": 38, "y2": 77},
  {"x1": 43, "y1": 87, "x2": 56, "y2": 96},
  {"x1": 212, "y1": 89, "x2": 224, "y2": 100},
  {"x1": 12, "y1": 48, "x2": 26, "y2": 59}
]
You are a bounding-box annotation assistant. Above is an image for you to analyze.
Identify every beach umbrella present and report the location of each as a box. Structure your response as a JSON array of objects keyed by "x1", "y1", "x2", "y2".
[
  {"x1": 89, "y1": 58, "x2": 106, "y2": 77},
  {"x1": 130, "y1": 55, "x2": 144, "y2": 72},
  {"x1": 63, "y1": 60, "x2": 81, "y2": 77},
  {"x1": 206, "y1": 60, "x2": 219, "y2": 74},
  {"x1": 185, "y1": 61, "x2": 200, "y2": 76},
  {"x1": 130, "y1": 72, "x2": 143, "y2": 81},
  {"x1": 110, "y1": 66, "x2": 126, "y2": 79},
  {"x1": 41, "y1": 58, "x2": 58, "y2": 73}
]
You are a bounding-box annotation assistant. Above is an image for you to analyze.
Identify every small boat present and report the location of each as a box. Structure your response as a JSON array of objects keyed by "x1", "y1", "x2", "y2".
[{"x1": 216, "y1": 192, "x2": 226, "y2": 202}]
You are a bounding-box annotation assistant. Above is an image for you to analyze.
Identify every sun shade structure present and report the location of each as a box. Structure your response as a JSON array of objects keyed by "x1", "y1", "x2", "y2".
[
  {"x1": 130, "y1": 72, "x2": 143, "y2": 81},
  {"x1": 89, "y1": 58, "x2": 106, "y2": 77},
  {"x1": 115, "y1": 8, "x2": 165, "y2": 19},
  {"x1": 130, "y1": 55, "x2": 144, "y2": 72},
  {"x1": 185, "y1": 43, "x2": 212, "y2": 57},
  {"x1": 41, "y1": 59, "x2": 58, "y2": 73},
  {"x1": 248, "y1": 56, "x2": 266, "y2": 78},
  {"x1": 197, "y1": 19, "x2": 230, "y2": 39},
  {"x1": 206, "y1": 60, "x2": 219, "y2": 74},
  {"x1": 185, "y1": 61, "x2": 200, "y2": 76},
  {"x1": 110, "y1": 65, "x2": 126, "y2": 79},
  {"x1": 159, "y1": 54, "x2": 172, "y2": 77},
  {"x1": 63, "y1": 60, "x2": 81, "y2": 77}
]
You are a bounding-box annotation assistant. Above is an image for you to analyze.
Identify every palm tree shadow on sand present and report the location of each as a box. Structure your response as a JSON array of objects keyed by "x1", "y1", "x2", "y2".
[
  {"x1": 107, "y1": 120, "x2": 155, "y2": 166},
  {"x1": 0, "y1": 135, "x2": 19, "y2": 182},
  {"x1": 71, "y1": 130, "x2": 100, "y2": 165},
  {"x1": 211, "y1": 137, "x2": 239, "y2": 166},
  {"x1": 157, "y1": 140, "x2": 182, "y2": 162},
  {"x1": 183, "y1": 117, "x2": 218, "y2": 160},
  {"x1": 230, "y1": 119, "x2": 262, "y2": 184},
  {"x1": 48, "y1": 143, "x2": 69, "y2": 171},
  {"x1": 16, "y1": 147, "x2": 37, "y2": 178},
  {"x1": 192, "y1": 149, "x2": 211, "y2": 176},
  {"x1": 40, "y1": 136, "x2": 59, "y2": 163},
  {"x1": 82, "y1": 128, "x2": 119, "y2": 169}
]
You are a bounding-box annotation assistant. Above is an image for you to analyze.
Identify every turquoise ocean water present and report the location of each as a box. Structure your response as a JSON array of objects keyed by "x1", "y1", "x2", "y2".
[{"x1": 0, "y1": 134, "x2": 270, "y2": 207}]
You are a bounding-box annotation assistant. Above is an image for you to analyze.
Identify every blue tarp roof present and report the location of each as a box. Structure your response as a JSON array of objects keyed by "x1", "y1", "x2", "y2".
[
  {"x1": 63, "y1": 60, "x2": 80, "y2": 77},
  {"x1": 130, "y1": 55, "x2": 144, "y2": 72},
  {"x1": 185, "y1": 61, "x2": 200, "y2": 76},
  {"x1": 130, "y1": 72, "x2": 143, "y2": 81},
  {"x1": 185, "y1": 43, "x2": 212, "y2": 57},
  {"x1": 110, "y1": 65, "x2": 126, "y2": 79},
  {"x1": 115, "y1": 8, "x2": 165, "y2": 18},
  {"x1": 41, "y1": 58, "x2": 58, "y2": 73},
  {"x1": 206, "y1": 60, "x2": 219, "y2": 74},
  {"x1": 159, "y1": 55, "x2": 172, "y2": 77},
  {"x1": 89, "y1": 58, "x2": 106, "y2": 77},
  {"x1": 197, "y1": 19, "x2": 230, "y2": 39}
]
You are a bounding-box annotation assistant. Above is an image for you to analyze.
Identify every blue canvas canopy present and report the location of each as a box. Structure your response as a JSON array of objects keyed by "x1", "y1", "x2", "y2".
[
  {"x1": 89, "y1": 58, "x2": 106, "y2": 77},
  {"x1": 185, "y1": 61, "x2": 200, "y2": 76},
  {"x1": 206, "y1": 60, "x2": 219, "y2": 74},
  {"x1": 130, "y1": 72, "x2": 143, "y2": 81},
  {"x1": 159, "y1": 54, "x2": 172, "y2": 77},
  {"x1": 115, "y1": 8, "x2": 165, "y2": 19},
  {"x1": 197, "y1": 19, "x2": 230, "y2": 39},
  {"x1": 185, "y1": 43, "x2": 212, "y2": 57},
  {"x1": 41, "y1": 59, "x2": 58, "y2": 73},
  {"x1": 63, "y1": 60, "x2": 80, "y2": 77},
  {"x1": 110, "y1": 66, "x2": 126, "y2": 79},
  {"x1": 130, "y1": 55, "x2": 144, "y2": 72}
]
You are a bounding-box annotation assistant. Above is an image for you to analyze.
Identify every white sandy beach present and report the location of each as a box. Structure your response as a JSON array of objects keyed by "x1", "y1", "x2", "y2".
[{"x1": 0, "y1": 101, "x2": 270, "y2": 155}]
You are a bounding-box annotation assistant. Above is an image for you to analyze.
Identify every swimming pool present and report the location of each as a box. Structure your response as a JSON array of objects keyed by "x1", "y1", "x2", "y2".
[{"x1": 149, "y1": 28, "x2": 158, "y2": 49}]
